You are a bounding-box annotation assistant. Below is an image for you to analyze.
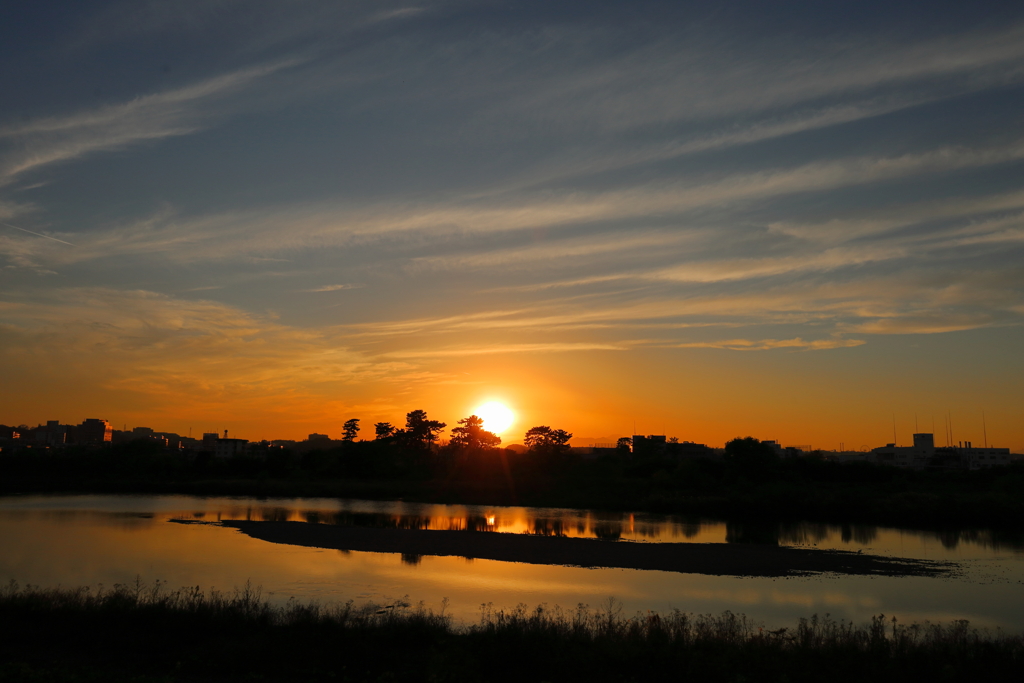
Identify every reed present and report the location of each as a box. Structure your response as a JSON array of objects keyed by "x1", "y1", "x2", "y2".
[{"x1": 1, "y1": 580, "x2": 1021, "y2": 681}]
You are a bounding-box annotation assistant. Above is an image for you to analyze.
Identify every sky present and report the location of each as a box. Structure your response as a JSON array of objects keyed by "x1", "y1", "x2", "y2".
[{"x1": 1, "y1": 0, "x2": 1023, "y2": 450}]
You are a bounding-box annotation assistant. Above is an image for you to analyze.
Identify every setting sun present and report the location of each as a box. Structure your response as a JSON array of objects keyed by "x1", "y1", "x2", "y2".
[{"x1": 473, "y1": 401, "x2": 515, "y2": 435}]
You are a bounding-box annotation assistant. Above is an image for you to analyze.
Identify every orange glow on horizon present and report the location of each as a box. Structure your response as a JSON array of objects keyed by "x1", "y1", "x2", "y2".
[{"x1": 4, "y1": 343, "x2": 1023, "y2": 453}]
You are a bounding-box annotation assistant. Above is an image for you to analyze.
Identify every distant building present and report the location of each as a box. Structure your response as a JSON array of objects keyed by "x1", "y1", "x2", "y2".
[
  {"x1": 631, "y1": 434, "x2": 667, "y2": 457},
  {"x1": 959, "y1": 443, "x2": 1012, "y2": 469},
  {"x1": 178, "y1": 437, "x2": 201, "y2": 450},
  {"x1": 40, "y1": 420, "x2": 67, "y2": 447},
  {"x1": 202, "y1": 433, "x2": 220, "y2": 452},
  {"x1": 307, "y1": 433, "x2": 331, "y2": 443},
  {"x1": 0, "y1": 424, "x2": 22, "y2": 454},
  {"x1": 871, "y1": 433, "x2": 935, "y2": 469},
  {"x1": 871, "y1": 433, "x2": 1010, "y2": 469},
  {"x1": 631, "y1": 435, "x2": 712, "y2": 458},
  {"x1": 213, "y1": 438, "x2": 248, "y2": 458},
  {"x1": 77, "y1": 419, "x2": 112, "y2": 444}
]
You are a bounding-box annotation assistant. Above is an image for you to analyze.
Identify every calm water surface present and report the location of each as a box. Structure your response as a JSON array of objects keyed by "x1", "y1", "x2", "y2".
[{"x1": 1, "y1": 494, "x2": 1022, "y2": 629}]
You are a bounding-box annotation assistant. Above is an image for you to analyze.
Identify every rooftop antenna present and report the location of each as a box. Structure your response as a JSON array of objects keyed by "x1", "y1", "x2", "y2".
[
  {"x1": 915, "y1": 414, "x2": 918, "y2": 433},
  {"x1": 982, "y1": 411, "x2": 988, "y2": 449},
  {"x1": 948, "y1": 411, "x2": 953, "y2": 448},
  {"x1": 892, "y1": 414, "x2": 897, "y2": 446}
]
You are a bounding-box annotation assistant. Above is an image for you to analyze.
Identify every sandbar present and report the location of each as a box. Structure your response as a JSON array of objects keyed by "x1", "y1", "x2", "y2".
[{"x1": 216, "y1": 520, "x2": 955, "y2": 578}]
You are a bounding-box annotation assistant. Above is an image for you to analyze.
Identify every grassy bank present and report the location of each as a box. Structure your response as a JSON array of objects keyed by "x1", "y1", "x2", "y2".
[{"x1": 1, "y1": 581, "x2": 1021, "y2": 682}]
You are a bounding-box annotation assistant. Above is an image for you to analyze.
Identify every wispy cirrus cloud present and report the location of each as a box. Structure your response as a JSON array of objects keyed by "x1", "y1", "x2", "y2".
[
  {"x1": 0, "y1": 287, "x2": 441, "y2": 410},
  {"x1": 464, "y1": 20, "x2": 1024, "y2": 147},
  {"x1": 66, "y1": 0, "x2": 435, "y2": 55},
  {"x1": 407, "y1": 231, "x2": 698, "y2": 273},
  {"x1": 302, "y1": 283, "x2": 366, "y2": 292},
  {"x1": 0, "y1": 59, "x2": 300, "y2": 185},
  {"x1": 335, "y1": 255, "x2": 1024, "y2": 355},
  {"x1": 11, "y1": 136, "x2": 1024, "y2": 271},
  {"x1": 671, "y1": 338, "x2": 865, "y2": 351},
  {"x1": 379, "y1": 342, "x2": 632, "y2": 359}
]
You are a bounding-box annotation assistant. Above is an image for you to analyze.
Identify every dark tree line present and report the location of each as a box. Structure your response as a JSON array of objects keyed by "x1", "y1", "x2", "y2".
[
  {"x1": 4, "y1": 417, "x2": 1024, "y2": 529},
  {"x1": 337, "y1": 410, "x2": 448, "y2": 450},
  {"x1": 336, "y1": 409, "x2": 573, "y2": 456}
]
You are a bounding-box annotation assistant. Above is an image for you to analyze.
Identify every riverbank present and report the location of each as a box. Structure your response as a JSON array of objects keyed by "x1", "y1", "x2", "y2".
[
  {"x1": 5, "y1": 472, "x2": 1024, "y2": 534},
  {"x1": 216, "y1": 519, "x2": 956, "y2": 577},
  {"x1": 3, "y1": 444, "x2": 1024, "y2": 531},
  {"x1": 1, "y1": 581, "x2": 1020, "y2": 682}
]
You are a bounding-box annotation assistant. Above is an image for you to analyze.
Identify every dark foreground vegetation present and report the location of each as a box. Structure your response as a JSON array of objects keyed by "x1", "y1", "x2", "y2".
[
  {"x1": 1, "y1": 581, "x2": 1020, "y2": 683},
  {"x1": 3, "y1": 432, "x2": 1024, "y2": 530}
]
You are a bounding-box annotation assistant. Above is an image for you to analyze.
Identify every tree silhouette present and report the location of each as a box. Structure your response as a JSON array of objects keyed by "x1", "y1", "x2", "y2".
[
  {"x1": 374, "y1": 422, "x2": 396, "y2": 440},
  {"x1": 524, "y1": 426, "x2": 572, "y2": 454},
  {"x1": 616, "y1": 436, "x2": 632, "y2": 452},
  {"x1": 402, "y1": 410, "x2": 446, "y2": 449},
  {"x1": 341, "y1": 419, "x2": 360, "y2": 442},
  {"x1": 724, "y1": 436, "x2": 780, "y2": 473},
  {"x1": 449, "y1": 415, "x2": 501, "y2": 450}
]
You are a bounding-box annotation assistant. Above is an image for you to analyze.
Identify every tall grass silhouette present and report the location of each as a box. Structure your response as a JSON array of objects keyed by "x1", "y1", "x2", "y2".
[{"x1": 1, "y1": 579, "x2": 1021, "y2": 681}]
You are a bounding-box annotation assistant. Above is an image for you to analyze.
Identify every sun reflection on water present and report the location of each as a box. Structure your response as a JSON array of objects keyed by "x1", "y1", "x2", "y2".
[{"x1": 1, "y1": 495, "x2": 1023, "y2": 631}]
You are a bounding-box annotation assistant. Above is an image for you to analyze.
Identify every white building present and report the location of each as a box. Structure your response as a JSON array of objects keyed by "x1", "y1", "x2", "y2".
[
  {"x1": 871, "y1": 433, "x2": 1010, "y2": 469},
  {"x1": 959, "y1": 443, "x2": 1011, "y2": 469}
]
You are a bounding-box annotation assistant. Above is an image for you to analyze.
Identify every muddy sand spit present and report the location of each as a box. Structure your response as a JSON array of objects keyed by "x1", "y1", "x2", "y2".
[{"x1": 216, "y1": 521, "x2": 954, "y2": 578}]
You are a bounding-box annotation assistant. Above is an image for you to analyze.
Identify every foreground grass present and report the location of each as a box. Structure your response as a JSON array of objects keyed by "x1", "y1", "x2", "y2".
[{"x1": 0, "y1": 581, "x2": 1021, "y2": 682}]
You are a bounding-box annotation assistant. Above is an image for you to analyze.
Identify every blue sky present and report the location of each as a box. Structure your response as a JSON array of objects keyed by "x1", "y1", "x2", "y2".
[{"x1": 2, "y1": 1, "x2": 1023, "y2": 447}]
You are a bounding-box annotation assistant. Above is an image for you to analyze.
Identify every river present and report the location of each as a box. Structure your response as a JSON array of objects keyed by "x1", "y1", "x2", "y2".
[{"x1": 1, "y1": 494, "x2": 1022, "y2": 629}]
